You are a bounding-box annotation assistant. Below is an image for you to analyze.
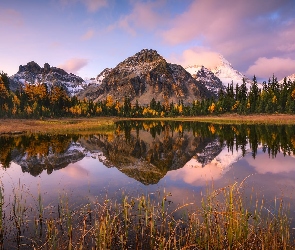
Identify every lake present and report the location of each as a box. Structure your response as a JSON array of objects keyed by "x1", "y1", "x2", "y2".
[{"x1": 0, "y1": 120, "x2": 295, "y2": 247}]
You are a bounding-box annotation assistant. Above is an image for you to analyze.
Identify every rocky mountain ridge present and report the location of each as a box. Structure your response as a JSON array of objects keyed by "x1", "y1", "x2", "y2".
[
  {"x1": 8, "y1": 50, "x2": 286, "y2": 102},
  {"x1": 212, "y1": 55, "x2": 252, "y2": 86},
  {"x1": 9, "y1": 61, "x2": 87, "y2": 96},
  {"x1": 185, "y1": 55, "x2": 263, "y2": 92},
  {"x1": 78, "y1": 49, "x2": 213, "y2": 105},
  {"x1": 185, "y1": 65, "x2": 225, "y2": 96}
]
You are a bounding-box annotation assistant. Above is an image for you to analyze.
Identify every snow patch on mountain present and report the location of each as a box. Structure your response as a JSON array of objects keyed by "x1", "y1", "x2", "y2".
[
  {"x1": 185, "y1": 55, "x2": 263, "y2": 93},
  {"x1": 96, "y1": 68, "x2": 112, "y2": 84},
  {"x1": 279, "y1": 73, "x2": 295, "y2": 84},
  {"x1": 212, "y1": 55, "x2": 248, "y2": 86},
  {"x1": 186, "y1": 65, "x2": 224, "y2": 96}
]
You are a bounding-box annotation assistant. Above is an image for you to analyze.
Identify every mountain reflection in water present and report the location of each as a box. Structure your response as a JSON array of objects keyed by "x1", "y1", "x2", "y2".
[{"x1": 0, "y1": 121, "x2": 295, "y2": 185}]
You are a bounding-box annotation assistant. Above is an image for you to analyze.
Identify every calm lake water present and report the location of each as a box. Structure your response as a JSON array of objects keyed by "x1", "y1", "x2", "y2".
[{"x1": 1, "y1": 120, "x2": 295, "y2": 245}]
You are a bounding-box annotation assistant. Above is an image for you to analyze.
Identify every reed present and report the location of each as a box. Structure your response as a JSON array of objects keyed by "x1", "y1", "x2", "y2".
[
  {"x1": 0, "y1": 182, "x2": 293, "y2": 249},
  {"x1": 0, "y1": 185, "x2": 4, "y2": 249}
]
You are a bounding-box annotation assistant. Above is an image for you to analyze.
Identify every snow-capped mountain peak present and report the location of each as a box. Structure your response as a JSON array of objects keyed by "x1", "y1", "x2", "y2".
[
  {"x1": 185, "y1": 65, "x2": 224, "y2": 96},
  {"x1": 183, "y1": 65, "x2": 203, "y2": 76},
  {"x1": 185, "y1": 54, "x2": 263, "y2": 94},
  {"x1": 279, "y1": 73, "x2": 295, "y2": 84},
  {"x1": 212, "y1": 54, "x2": 248, "y2": 86}
]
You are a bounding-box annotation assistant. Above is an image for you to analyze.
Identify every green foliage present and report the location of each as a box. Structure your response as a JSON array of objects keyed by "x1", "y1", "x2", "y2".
[{"x1": 0, "y1": 70, "x2": 295, "y2": 118}]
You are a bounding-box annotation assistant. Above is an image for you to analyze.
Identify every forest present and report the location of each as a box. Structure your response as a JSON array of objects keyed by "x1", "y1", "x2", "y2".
[{"x1": 1, "y1": 71, "x2": 295, "y2": 118}]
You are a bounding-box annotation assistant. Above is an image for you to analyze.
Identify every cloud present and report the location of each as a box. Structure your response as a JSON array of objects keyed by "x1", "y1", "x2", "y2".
[
  {"x1": 84, "y1": 0, "x2": 108, "y2": 12},
  {"x1": 168, "y1": 162, "x2": 224, "y2": 186},
  {"x1": 246, "y1": 57, "x2": 295, "y2": 80},
  {"x1": 0, "y1": 8, "x2": 23, "y2": 27},
  {"x1": 60, "y1": 163, "x2": 89, "y2": 178},
  {"x1": 81, "y1": 29, "x2": 95, "y2": 40},
  {"x1": 170, "y1": 47, "x2": 221, "y2": 69},
  {"x1": 109, "y1": 0, "x2": 166, "y2": 36},
  {"x1": 162, "y1": 0, "x2": 291, "y2": 45},
  {"x1": 246, "y1": 153, "x2": 295, "y2": 174},
  {"x1": 60, "y1": 0, "x2": 107, "y2": 12},
  {"x1": 58, "y1": 58, "x2": 88, "y2": 74},
  {"x1": 161, "y1": 0, "x2": 295, "y2": 76}
]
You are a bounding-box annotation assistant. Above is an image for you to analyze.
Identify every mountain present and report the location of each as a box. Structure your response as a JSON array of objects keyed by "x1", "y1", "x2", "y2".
[
  {"x1": 212, "y1": 55, "x2": 252, "y2": 87},
  {"x1": 96, "y1": 68, "x2": 112, "y2": 84},
  {"x1": 185, "y1": 55, "x2": 259, "y2": 92},
  {"x1": 78, "y1": 49, "x2": 213, "y2": 105},
  {"x1": 185, "y1": 65, "x2": 224, "y2": 96},
  {"x1": 9, "y1": 61, "x2": 87, "y2": 96},
  {"x1": 78, "y1": 124, "x2": 220, "y2": 185},
  {"x1": 12, "y1": 146, "x2": 85, "y2": 176},
  {"x1": 279, "y1": 73, "x2": 295, "y2": 84}
]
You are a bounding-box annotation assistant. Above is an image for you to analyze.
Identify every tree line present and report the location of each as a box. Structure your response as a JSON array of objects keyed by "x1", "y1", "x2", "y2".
[{"x1": 1, "y1": 71, "x2": 295, "y2": 118}]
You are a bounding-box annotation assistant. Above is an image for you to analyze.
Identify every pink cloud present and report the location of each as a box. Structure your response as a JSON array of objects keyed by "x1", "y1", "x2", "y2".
[
  {"x1": 246, "y1": 57, "x2": 295, "y2": 80},
  {"x1": 162, "y1": 0, "x2": 287, "y2": 46},
  {"x1": 81, "y1": 29, "x2": 95, "y2": 40},
  {"x1": 60, "y1": 163, "x2": 89, "y2": 178},
  {"x1": 168, "y1": 163, "x2": 224, "y2": 186},
  {"x1": 109, "y1": 0, "x2": 166, "y2": 35},
  {"x1": 170, "y1": 47, "x2": 221, "y2": 69},
  {"x1": 246, "y1": 153, "x2": 295, "y2": 174},
  {"x1": 58, "y1": 58, "x2": 88, "y2": 74},
  {"x1": 59, "y1": 0, "x2": 107, "y2": 12},
  {"x1": 0, "y1": 8, "x2": 23, "y2": 27},
  {"x1": 277, "y1": 18, "x2": 295, "y2": 52},
  {"x1": 84, "y1": 0, "x2": 107, "y2": 12},
  {"x1": 161, "y1": 0, "x2": 295, "y2": 76}
]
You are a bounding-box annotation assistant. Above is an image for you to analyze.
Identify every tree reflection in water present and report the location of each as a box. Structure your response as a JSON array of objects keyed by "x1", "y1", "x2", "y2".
[{"x1": 0, "y1": 121, "x2": 295, "y2": 184}]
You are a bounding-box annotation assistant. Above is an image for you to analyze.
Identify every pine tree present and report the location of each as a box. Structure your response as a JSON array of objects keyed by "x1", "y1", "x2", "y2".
[{"x1": 0, "y1": 76, "x2": 10, "y2": 116}]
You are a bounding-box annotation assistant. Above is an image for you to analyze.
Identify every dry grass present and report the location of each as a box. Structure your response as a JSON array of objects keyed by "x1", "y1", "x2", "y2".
[
  {"x1": 126, "y1": 114, "x2": 295, "y2": 125},
  {"x1": 1, "y1": 183, "x2": 293, "y2": 249},
  {"x1": 1, "y1": 114, "x2": 295, "y2": 135},
  {"x1": 0, "y1": 117, "x2": 116, "y2": 135}
]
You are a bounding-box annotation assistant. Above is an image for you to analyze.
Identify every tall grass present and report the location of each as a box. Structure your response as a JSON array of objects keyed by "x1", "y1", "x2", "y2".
[{"x1": 0, "y1": 183, "x2": 293, "y2": 249}]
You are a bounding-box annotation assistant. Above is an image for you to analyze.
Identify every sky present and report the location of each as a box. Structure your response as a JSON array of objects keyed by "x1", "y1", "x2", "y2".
[{"x1": 1, "y1": 0, "x2": 295, "y2": 81}]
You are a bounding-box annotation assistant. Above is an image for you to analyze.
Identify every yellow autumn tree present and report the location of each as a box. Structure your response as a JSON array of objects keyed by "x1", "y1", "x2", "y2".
[
  {"x1": 0, "y1": 76, "x2": 9, "y2": 111},
  {"x1": 106, "y1": 95, "x2": 114, "y2": 108},
  {"x1": 208, "y1": 103, "x2": 215, "y2": 113}
]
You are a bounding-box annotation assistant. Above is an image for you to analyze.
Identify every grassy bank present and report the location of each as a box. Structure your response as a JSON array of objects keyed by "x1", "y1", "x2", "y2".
[
  {"x1": 0, "y1": 183, "x2": 293, "y2": 249},
  {"x1": 0, "y1": 117, "x2": 116, "y2": 135},
  {"x1": 1, "y1": 114, "x2": 295, "y2": 135},
  {"x1": 126, "y1": 114, "x2": 295, "y2": 125}
]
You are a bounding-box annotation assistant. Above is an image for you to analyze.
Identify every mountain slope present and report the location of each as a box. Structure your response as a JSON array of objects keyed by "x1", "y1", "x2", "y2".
[
  {"x1": 78, "y1": 49, "x2": 213, "y2": 105},
  {"x1": 185, "y1": 55, "x2": 260, "y2": 92},
  {"x1": 186, "y1": 65, "x2": 224, "y2": 96},
  {"x1": 9, "y1": 61, "x2": 86, "y2": 96},
  {"x1": 212, "y1": 55, "x2": 251, "y2": 86},
  {"x1": 279, "y1": 73, "x2": 295, "y2": 84}
]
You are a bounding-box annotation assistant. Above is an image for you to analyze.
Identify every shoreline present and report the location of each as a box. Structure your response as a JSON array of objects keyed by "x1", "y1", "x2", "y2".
[
  {"x1": 0, "y1": 117, "x2": 117, "y2": 135},
  {"x1": 121, "y1": 114, "x2": 295, "y2": 124},
  {"x1": 1, "y1": 114, "x2": 295, "y2": 134}
]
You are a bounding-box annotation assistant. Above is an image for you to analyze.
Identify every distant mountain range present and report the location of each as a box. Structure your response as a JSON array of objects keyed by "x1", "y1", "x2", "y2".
[
  {"x1": 9, "y1": 61, "x2": 87, "y2": 96},
  {"x1": 8, "y1": 49, "x2": 294, "y2": 103}
]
